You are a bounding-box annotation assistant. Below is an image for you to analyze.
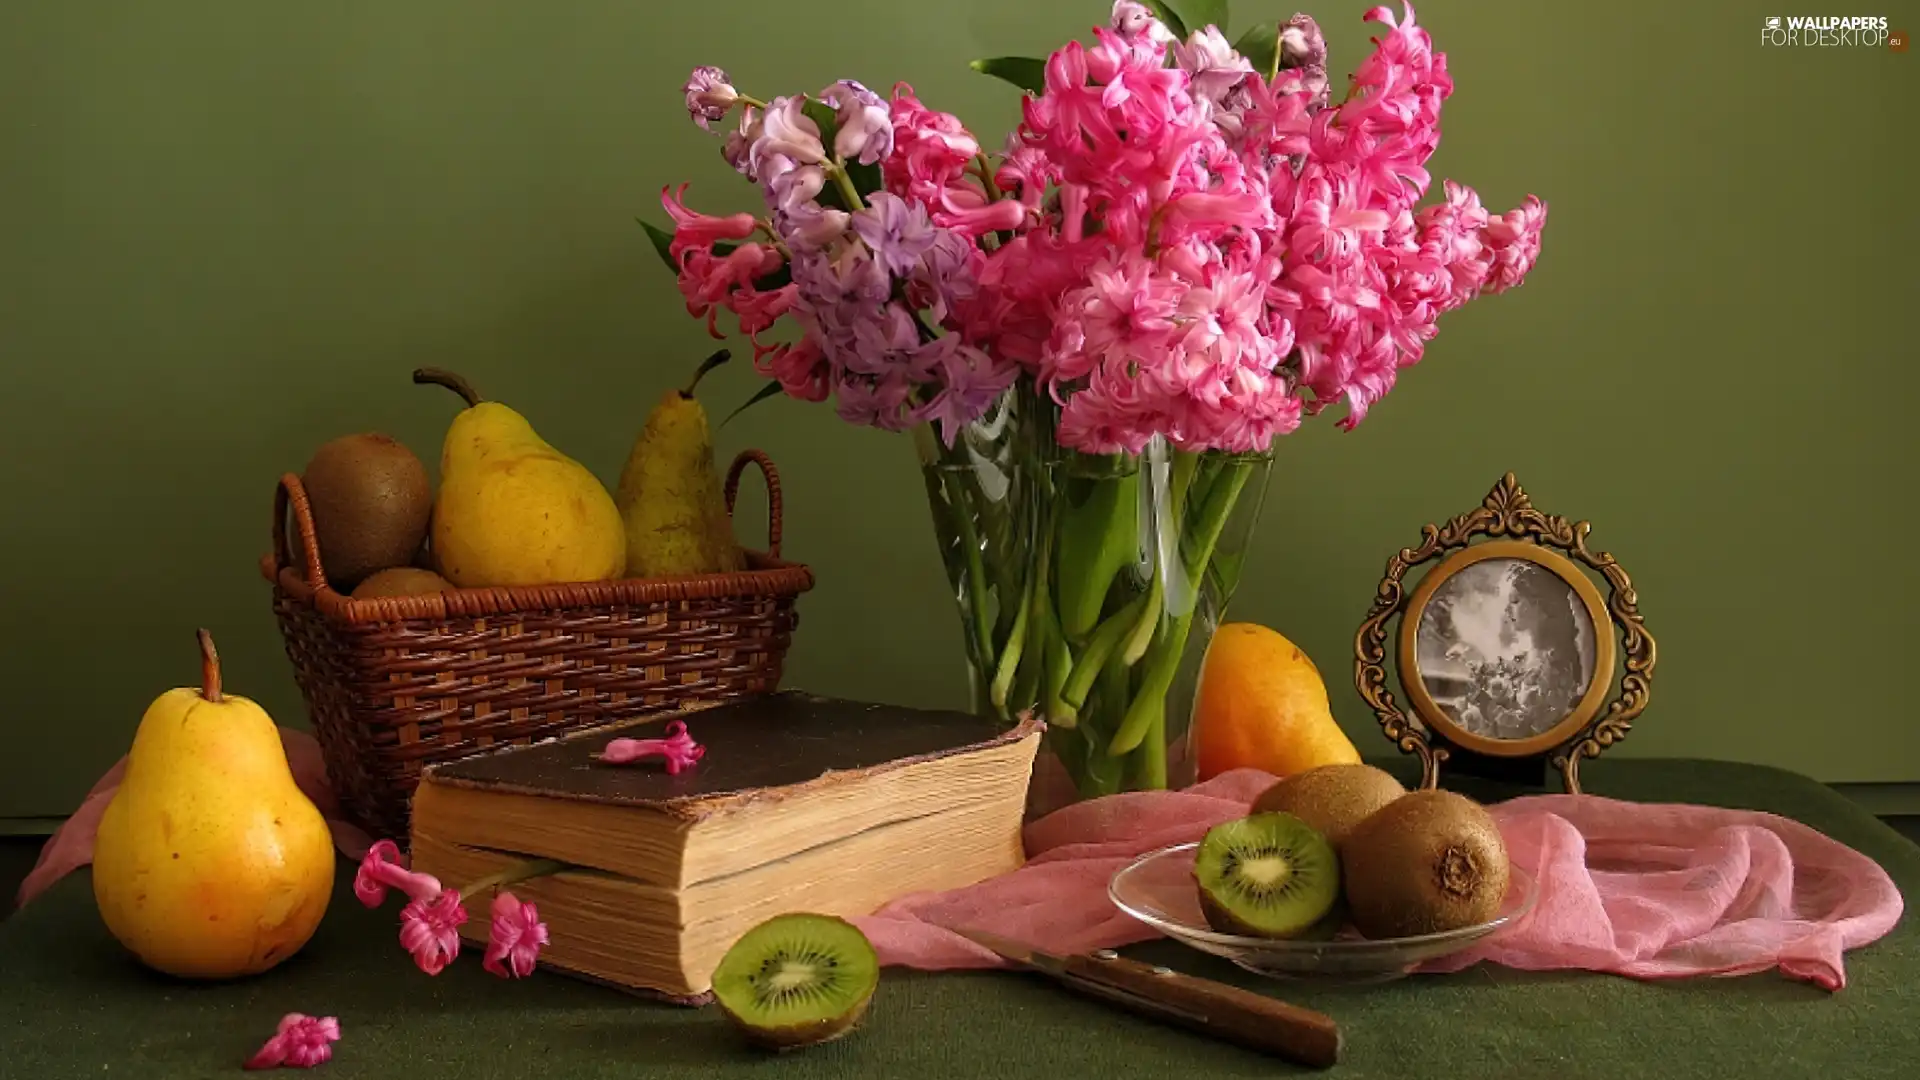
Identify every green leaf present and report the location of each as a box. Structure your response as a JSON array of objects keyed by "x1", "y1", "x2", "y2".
[
  {"x1": 639, "y1": 218, "x2": 679, "y2": 275},
  {"x1": 1163, "y1": 0, "x2": 1227, "y2": 34},
  {"x1": 967, "y1": 56, "x2": 1047, "y2": 96},
  {"x1": 844, "y1": 159, "x2": 884, "y2": 200},
  {"x1": 719, "y1": 380, "x2": 790, "y2": 429},
  {"x1": 801, "y1": 99, "x2": 840, "y2": 145},
  {"x1": 1233, "y1": 22, "x2": 1280, "y2": 82},
  {"x1": 752, "y1": 263, "x2": 792, "y2": 291},
  {"x1": 1144, "y1": 1, "x2": 1187, "y2": 38}
]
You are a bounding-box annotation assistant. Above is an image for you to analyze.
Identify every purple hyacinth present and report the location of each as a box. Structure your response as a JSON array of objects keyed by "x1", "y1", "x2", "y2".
[
  {"x1": 766, "y1": 164, "x2": 851, "y2": 251},
  {"x1": 820, "y1": 80, "x2": 893, "y2": 166},
  {"x1": 833, "y1": 369, "x2": 917, "y2": 431},
  {"x1": 911, "y1": 229, "x2": 981, "y2": 324},
  {"x1": 911, "y1": 335, "x2": 1019, "y2": 446},
  {"x1": 683, "y1": 66, "x2": 738, "y2": 129},
  {"x1": 851, "y1": 193, "x2": 937, "y2": 278},
  {"x1": 1279, "y1": 14, "x2": 1329, "y2": 107}
]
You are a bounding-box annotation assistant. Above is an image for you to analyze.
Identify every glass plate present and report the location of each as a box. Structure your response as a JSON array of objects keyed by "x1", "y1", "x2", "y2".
[{"x1": 1108, "y1": 841, "x2": 1537, "y2": 985}]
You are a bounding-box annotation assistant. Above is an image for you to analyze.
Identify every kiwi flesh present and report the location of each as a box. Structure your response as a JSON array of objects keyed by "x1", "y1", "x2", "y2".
[
  {"x1": 300, "y1": 432, "x2": 432, "y2": 591},
  {"x1": 1191, "y1": 813, "x2": 1341, "y2": 939},
  {"x1": 710, "y1": 913, "x2": 880, "y2": 1051},
  {"x1": 1341, "y1": 789, "x2": 1510, "y2": 939},
  {"x1": 1252, "y1": 763, "x2": 1407, "y2": 850}
]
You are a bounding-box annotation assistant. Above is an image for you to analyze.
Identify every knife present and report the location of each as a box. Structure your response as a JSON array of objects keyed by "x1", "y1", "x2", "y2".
[{"x1": 952, "y1": 927, "x2": 1344, "y2": 1069}]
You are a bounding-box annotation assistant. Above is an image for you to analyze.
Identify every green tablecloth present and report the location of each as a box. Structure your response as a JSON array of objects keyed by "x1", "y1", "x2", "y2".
[{"x1": 4, "y1": 758, "x2": 1917, "y2": 1079}]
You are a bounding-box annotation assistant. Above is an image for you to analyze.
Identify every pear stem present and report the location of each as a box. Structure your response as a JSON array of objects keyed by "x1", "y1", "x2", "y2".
[
  {"x1": 683, "y1": 349, "x2": 731, "y2": 397},
  {"x1": 196, "y1": 629, "x2": 223, "y2": 703},
  {"x1": 412, "y1": 367, "x2": 483, "y2": 407}
]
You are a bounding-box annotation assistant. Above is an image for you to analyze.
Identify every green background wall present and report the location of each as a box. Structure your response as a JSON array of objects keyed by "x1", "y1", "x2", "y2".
[{"x1": 2, "y1": 0, "x2": 1915, "y2": 820}]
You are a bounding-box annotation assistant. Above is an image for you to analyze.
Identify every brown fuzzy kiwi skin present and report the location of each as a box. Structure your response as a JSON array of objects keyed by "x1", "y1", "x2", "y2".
[
  {"x1": 1341, "y1": 789, "x2": 1510, "y2": 939},
  {"x1": 350, "y1": 566, "x2": 453, "y2": 600},
  {"x1": 301, "y1": 433, "x2": 432, "y2": 591},
  {"x1": 720, "y1": 989, "x2": 874, "y2": 1052},
  {"x1": 1251, "y1": 764, "x2": 1408, "y2": 850}
]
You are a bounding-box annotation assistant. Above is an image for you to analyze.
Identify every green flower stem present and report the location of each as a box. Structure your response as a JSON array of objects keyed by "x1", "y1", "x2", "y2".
[
  {"x1": 454, "y1": 857, "x2": 568, "y2": 902},
  {"x1": 915, "y1": 430, "x2": 1000, "y2": 707},
  {"x1": 1107, "y1": 460, "x2": 1255, "y2": 758},
  {"x1": 1081, "y1": 662, "x2": 1131, "y2": 796},
  {"x1": 1032, "y1": 498, "x2": 1073, "y2": 723},
  {"x1": 953, "y1": 464, "x2": 1023, "y2": 644},
  {"x1": 988, "y1": 572, "x2": 1032, "y2": 709},
  {"x1": 1041, "y1": 613, "x2": 1074, "y2": 721},
  {"x1": 828, "y1": 162, "x2": 864, "y2": 211},
  {"x1": 1056, "y1": 592, "x2": 1148, "y2": 719},
  {"x1": 1119, "y1": 581, "x2": 1162, "y2": 666},
  {"x1": 948, "y1": 479, "x2": 998, "y2": 686},
  {"x1": 1117, "y1": 450, "x2": 1200, "y2": 666},
  {"x1": 1054, "y1": 469, "x2": 1139, "y2": 642}
]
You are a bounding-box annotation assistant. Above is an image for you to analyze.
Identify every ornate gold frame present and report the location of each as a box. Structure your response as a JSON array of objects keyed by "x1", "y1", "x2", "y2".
[{"x1": 1353, "y1": 474, "x2": 1657, "y2": 794}]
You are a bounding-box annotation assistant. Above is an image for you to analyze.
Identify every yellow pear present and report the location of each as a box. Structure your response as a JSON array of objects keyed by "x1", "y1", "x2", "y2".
[
  {"x1": 414, "y1": 367, "x2": 627, "y2": 587},
  {"x1": 616, "y1": 349, "x2": 747, "y2": 578},
  {"x1": 92, "y1": 630, "x2": 335, "y2": 979}
]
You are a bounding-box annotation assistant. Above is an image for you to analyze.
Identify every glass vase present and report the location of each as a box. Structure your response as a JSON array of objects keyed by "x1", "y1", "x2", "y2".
[{"x1": 916, "y1": 380, "x2": 1275, "y2": 815}]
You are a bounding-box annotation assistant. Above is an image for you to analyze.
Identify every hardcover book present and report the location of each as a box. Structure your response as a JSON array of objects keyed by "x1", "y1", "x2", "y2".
[{"x1": 406, "y1": 691, "x2": 1042, "y2": 1003}]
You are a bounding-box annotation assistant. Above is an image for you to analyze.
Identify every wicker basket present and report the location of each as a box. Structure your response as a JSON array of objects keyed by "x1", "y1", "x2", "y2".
[{"x1": 259, "y1": 449, "x2": 813, "y2": 841}]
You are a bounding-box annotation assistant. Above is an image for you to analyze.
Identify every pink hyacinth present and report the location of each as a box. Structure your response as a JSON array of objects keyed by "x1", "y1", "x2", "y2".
[
  {"x1": 482, "y1": 891, "x2": 551, "y2": 979},
  {"x1": 353, "y1": 839, "x2": 442, "y2": 909},
  {"x1": 597, "y1": 720, "x2": 706, "y2": 773},
  {"x1": 398, "y1": 890, "x2": 467, "y2": 976},
  {"x1": 884, "y1": 84, "x2": 980, "y2": 210},
  {"x1": 244, "y1": 1013, "x2": 340, "y2": 1071},
  {"x1": 1482, "y1": 195, "x2": 1549, "y2": 294},
  {"x1": 661, "y1": 184, "x2": 756, "y2": 261},
  {"x1": 754, "y1": 337, "x2": 832, "y2": 402}
]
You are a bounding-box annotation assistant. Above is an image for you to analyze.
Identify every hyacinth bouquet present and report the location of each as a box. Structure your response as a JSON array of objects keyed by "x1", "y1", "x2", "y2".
[{"x1": 645, "y1": 1, "x2": 1547, "y2": 802}]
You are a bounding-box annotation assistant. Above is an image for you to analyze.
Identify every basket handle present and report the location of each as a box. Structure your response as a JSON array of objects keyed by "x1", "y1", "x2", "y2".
[
  {"x1": 724, "y1": 449, "x2": 784, "y2": 559},
  {"x1": 271, "y1": 472, "x2": 333, "y2": 592}
]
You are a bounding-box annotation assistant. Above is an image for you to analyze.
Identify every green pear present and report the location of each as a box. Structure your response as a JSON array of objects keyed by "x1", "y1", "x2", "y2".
[
  {"x1": 413, "y1": 367, "x2": 627, "y2": 587},
  {"x1": 616, "y1": 350, "x2": 746, "y2": 578}
]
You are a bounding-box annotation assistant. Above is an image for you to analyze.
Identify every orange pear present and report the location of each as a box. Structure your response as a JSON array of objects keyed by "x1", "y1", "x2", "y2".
[{"x1": 1189, "y1": 623, "x2": 1362, "y2": 782}]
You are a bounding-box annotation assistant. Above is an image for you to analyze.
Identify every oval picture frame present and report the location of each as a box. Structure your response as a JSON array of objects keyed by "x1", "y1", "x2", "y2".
[
  {"x1": 1354, "y1": 473, "x2": 1657, "y2": 794},
  {"x1": 1396, "y1": 540, "x2": 1618, "y2": 760}
]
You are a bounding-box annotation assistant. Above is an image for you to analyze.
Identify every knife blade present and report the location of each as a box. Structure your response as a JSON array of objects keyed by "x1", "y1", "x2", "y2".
[{"x1": 952, "y1": 928, "x2": 1343, "y2": 1069}]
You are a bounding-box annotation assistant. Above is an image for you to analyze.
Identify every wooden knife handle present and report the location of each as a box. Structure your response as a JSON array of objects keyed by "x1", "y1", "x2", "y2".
[{"x1": 1058, "y1": 951, "x2": 1343, "y2": 1069}]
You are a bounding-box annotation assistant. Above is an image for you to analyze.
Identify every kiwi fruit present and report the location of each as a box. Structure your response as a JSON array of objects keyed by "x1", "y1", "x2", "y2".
[
  {"x1": 1191, "y1": 813, "x2": 1341, "y2": 938},
  {"x1": 1341, "y1": 789, "x2": 1510, "y2": 939},
  {"x1": 1252, "y1": 763, "x2": 1408, "y2": 849},
  {"x1": 350, "y1": 566, "x2": 453, "y2": 599},
  {"x1": 710, "y1": 913, "x2": 880, "y2": 1051},
  {"x1": 300, "y1": 432, "x2": 432, "y2": 591}
]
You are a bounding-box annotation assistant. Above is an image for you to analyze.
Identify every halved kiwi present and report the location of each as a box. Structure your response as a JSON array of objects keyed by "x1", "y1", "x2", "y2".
[
  {"x1": 1192, "y1": 813, "x2": 1341, "y2": 939},
  {"x1": 710, "y1": 913, "x2": 880, "y2": 1051}
]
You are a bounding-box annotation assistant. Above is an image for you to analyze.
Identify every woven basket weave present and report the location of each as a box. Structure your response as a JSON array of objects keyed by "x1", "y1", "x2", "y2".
[{"x1": 259, "y1": 449, "x2": 813, "y2": 841}]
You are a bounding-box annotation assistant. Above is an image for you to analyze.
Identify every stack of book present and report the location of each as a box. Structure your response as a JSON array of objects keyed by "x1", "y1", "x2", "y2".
[{"x1": 407, "y1": 691, "x2": 1041, "y2": 1002}]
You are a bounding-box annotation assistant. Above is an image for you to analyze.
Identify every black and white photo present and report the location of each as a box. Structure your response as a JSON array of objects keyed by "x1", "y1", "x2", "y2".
[{"x1": 1414, "y1": 557, "x2": 1598, "y2": 741}]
